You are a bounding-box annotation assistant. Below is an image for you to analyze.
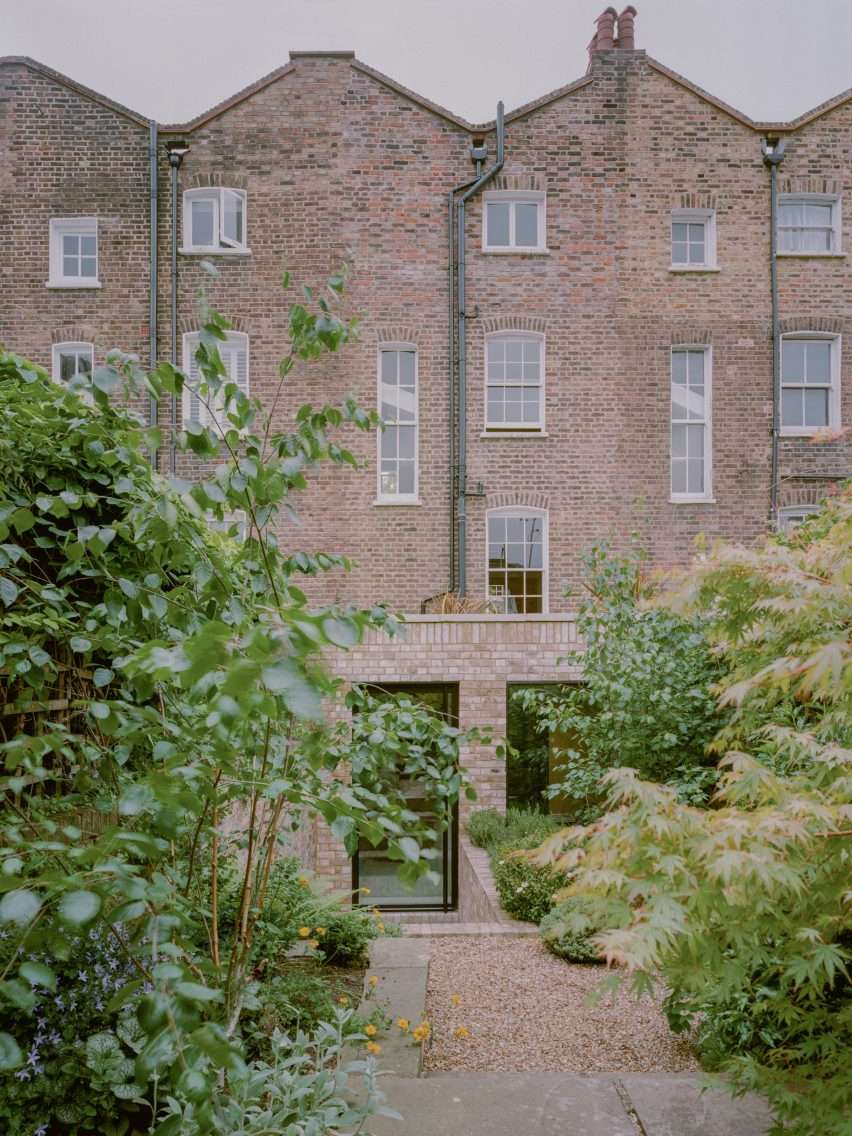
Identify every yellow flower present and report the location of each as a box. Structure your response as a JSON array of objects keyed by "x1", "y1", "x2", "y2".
[
  {"x1": 368, "y1": 975, "x2": 379, "y2": 988},
  {"x1": 450, "y1": 994, "x2": 461, "y2": 1006},
  {"x1": 298, "y1": 877, "x2": 311, "y2": 889},
  {"x1": 307, "y1": 939, "x2": 319, "y2": 949},
  {"x1": 337, "y1": 996, "x2": 349, "y2": 1006},
  {"x1": 376, "y1": 922, "x2": 385, "y2": 934},
  {"x1": 366, "y1": 1041, "x2": 381, "y2": 1055},
  {"x1": 411, "y1": 1021, "x2": 431, "y2": 1043},
  {"x1": 360, "y1": 887, "x2": 371, "y2": 896},
  {"x1": 371, "y1": 907, "x2": 382, "y2": 917},
  {"x1": 315, "y1": 926, "x2": 326, "y2": 936},
  {"x1": 365, "y1": 1023, "x2": 378, "y2": 1037},
  {"x1": 396, "y1": 1018, "x2": 410, "y2": 1032},
  {"x1": 453, "y1": 1026, "x2": 470, "y2": 1039},
  {"x1": 298, "y1": 926, "x2": 311, "y2": 938}
]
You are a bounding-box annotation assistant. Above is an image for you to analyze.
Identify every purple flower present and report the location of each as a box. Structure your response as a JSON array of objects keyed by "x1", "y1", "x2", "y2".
[
  {"x1": 15, "y1": 1067, "x2": 32, "y2": 1081},
  {"x1": 34, "y1": 1126, "x2": 49, "y2": 1136}
]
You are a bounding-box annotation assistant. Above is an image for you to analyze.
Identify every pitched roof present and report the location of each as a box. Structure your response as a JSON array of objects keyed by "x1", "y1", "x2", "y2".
[
  {"x1": 0, "y1": 55, "x2": 149, "y2": 126},
  {"x1": 3, "y1": 50, "x2": 852, "y2": 138}
]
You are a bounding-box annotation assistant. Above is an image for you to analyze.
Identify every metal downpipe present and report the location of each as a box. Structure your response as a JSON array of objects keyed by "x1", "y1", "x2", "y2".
[
  {"x1": 148, "y1": 121, "x2": 159, "y2": 465},
  {"x1": 167, "y1": 144, "x2": 188, "y2": 475},
  {"x1": 762, "y1": 137, "x2": 786, "y2": 527},
  {"x1": 455, "y1": 102, "x2": 505, "y2": 597}
]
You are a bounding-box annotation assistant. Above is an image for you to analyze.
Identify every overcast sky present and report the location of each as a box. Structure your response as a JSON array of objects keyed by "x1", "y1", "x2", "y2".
[{"x1": 4, "y1": 0, "x2": 852, "y2": 126}]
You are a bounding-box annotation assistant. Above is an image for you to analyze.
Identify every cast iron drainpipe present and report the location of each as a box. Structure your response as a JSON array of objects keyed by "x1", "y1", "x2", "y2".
[
  {"x1": 762, "y1": 136, "x2": 786, "y2": 527},
  {"x1": 166, "y1": 142, "x2": 190, "y2": 474},
  {"x1": 148, "y1": 121, "x2": 158, "y2": 464},
  {"x1": 454, "y1": 102, "x2": 505, "y2": 597}
]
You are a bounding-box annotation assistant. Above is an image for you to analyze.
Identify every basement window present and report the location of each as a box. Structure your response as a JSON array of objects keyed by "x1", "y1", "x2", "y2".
[
  {"x1": 47, "y1": 218, "x2": 100, "y2": 288},
  {"x1": 182, "y1": 188, "x2": 249, "y2": 253},
  {"x1": 482, "y1": 192, "x2": 546, "y2": 253},
  {"x1": 778, "y1": 195, "x2": 841, "y2": 254},
  {"x1": 52, "y1": 341, "x2": 93, "y2": 389},
  {"x1": 777, "y1": 505, "x2": 820, "y2": 532}
]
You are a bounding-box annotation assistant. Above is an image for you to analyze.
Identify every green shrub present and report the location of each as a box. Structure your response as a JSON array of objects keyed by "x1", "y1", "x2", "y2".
[
  {"x1": 467, "y1": 806, "x2": 561, "y2": 853},
  {"x1": 314, "y1": 908, "x2": 383, "y2": 967},
  {"x1": 539, "y1": 897, "x2": 609, "y2": 962},
  {"x1": 492, "y1": 847, "x2": 569, "y2": 923}
]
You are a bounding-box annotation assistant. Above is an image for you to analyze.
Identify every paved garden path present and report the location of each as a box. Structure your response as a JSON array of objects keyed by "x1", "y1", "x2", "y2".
[
  {"x1": 361, "y1": 938, "x2": 771, "y2": 1135},
  {"x1": 364, "y1": 1071, "x2": 771, "y2": 1135}
]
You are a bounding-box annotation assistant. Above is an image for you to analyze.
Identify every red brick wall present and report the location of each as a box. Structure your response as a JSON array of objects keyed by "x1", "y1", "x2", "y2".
[{"x1": 3, "y1": 48, "x2": 850, "y2": 616}]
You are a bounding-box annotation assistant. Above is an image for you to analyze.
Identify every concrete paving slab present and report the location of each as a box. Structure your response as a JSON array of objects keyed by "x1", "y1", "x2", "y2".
[
  {"x1": 364, "y1": 1073, "x2": 637, "y2": 1136},
  {"x1": 370, "y1": 938, "x2": 433, "y2": 968},
  {"x1": 361, "y1": 1072, "x2": 772, "y2": 1136},
  {"x1": 619, "y1": 1073, "x2": 772, "y2": 1136}
]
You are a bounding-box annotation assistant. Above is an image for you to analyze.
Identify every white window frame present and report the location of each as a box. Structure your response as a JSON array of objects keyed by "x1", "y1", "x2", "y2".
[
  {"x1": 47, "y1": 218, "x2": 101, "y2": 288},
  {"x1": 777, "y1": 193, "x2": 842, "y2": 256},
  {"x1": 51, "y1": 341, "x2": 94, "y2": 389},
  {"x1": 670, "y1": 208, "x2": 717, "y2": 270},
  {"x1": 777, "y1": 504, "x2": 820, "y2": 533},
  {"x1": 181, "y1": 330, "x2": 250, "y2": 431},
  {"x1": 483, "y1": 331, "x2": 545, "y2": 434},
  {"x1": 780, "y1": 333, "x2": 841, "y2": 437},
  {"x1": 485, "y1": 506, "x2": 548, "y2": 615},
  {"x1": 482, "y1": 191, "x2": 547, "y2": 253},
  {"x1": 181, "y1": 188, "x2": 250, "y2": 254},
  {"x1": 670, "y1": 345, "x2": 713, "y2": 503},
  {"x1": 375, "y1": 343, "x2": 419, "y2": 505}
]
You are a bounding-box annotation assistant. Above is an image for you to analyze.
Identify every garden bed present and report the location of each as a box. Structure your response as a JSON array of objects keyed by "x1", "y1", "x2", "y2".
[{"x1": 423, "y1": 936, "x2": 698, "y2": 1073}]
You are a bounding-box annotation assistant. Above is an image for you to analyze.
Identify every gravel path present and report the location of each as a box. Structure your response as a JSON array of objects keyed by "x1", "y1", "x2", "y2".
[{"x1": 423, "y1": 935, "x2": 699, "y2": 1074}]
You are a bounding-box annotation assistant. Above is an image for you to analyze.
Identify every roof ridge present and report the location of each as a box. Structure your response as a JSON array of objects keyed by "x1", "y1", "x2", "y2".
[{"x1": 3, "y1": 51, "x2": 852, "y2": 138}]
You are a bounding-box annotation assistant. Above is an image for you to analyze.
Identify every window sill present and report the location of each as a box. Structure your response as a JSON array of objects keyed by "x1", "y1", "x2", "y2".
[
  {"x1": 668, "y1": 266, "x2": 720, "y2": 273},
  {"x1": 776, "y1": 251, "x2": 845, "y2": 259},
  {"x1": 481, "y1": 247, "x2": 550, "y2": 257},
  {"x1": 779, "y1": 428, "x2": 838, "y2": 438},
  {"x1": 670, "y1": 496, "x2": 717, "y2": 505},
  {"x1": 45, "y1": 280, "x2": 102, "y2": 289},
  {"x1": 179, "y1": 247, "x2": 252, "y2": 257},
  {"x1": 373, "y1": 497, "x2": 422, "y2": 507},
  {"x1": 480, "y1": 430, "x2": 548, "y2": 438}
]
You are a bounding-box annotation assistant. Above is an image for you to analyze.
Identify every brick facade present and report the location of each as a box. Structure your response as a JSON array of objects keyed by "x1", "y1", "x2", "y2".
[{"x1": 2, "y1": 11, "x2": 851, "y2": 904}]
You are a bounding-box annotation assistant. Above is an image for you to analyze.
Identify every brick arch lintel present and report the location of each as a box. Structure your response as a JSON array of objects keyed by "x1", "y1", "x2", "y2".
[
  {"x1": 670, "y1": 326, "x2": 712, "y2": 345},
  {"x1": 185, "y1": 172, "x2": 249, "y2": 191},
  {"x1": 486, "y1": 490, "x2": 550, "y2": 512},
  {"x1": 481, "y1": 316, "x2": 548, "y2": 335},
  {"x1": 51, "y1": 325, "x2": 96, "y2": 345},
  {"x1": 779, "y1": 316, "x2": 844, "y2": 335},
  {"x1": 778, "y1": 478, "x2": 844, "y2": 509},
  {"x1": 675, "y1": 192, "x2": 717, "y2": 211},
  {"x1": 779, "y1": 175, "x2": 841, "y2": 197},
  {"x1": 178, "y1": 316, "x2": 249, "y2": 335},
  {"x1": 491, "y1": 173, "x2": 545, "y2": 192},
  {"x1": 375, "y1": 325, "x2": 418, "y2": 344}
]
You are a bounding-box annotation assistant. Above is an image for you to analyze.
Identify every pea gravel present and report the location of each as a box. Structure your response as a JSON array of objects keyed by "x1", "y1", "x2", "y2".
[{"x1": 423, "y1": 935, "x2": 699, "y2": 1073}]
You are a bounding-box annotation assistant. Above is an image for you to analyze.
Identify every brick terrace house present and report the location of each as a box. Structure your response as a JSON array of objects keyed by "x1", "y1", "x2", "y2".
[{"x1": 2, "y1": 7, "x2": 850, "y2": 913}]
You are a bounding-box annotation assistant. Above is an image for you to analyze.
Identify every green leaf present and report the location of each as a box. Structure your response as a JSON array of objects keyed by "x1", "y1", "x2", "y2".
[
  {"x1": 93, "y1": 667, "x2": 115, "y2": 688},
  {"x1": 175, "y1": 981, "x2": 224, "y2": 1003},
  {"x1": 0, "y1": 1032, "x2": 22, "y2": 1071},
  {"x1": 0, "y1": 888, "x2": 41, "y2": 926},
  {"x1": 58, "y1": 889, "x2": 102, "y2": 926},
  {"x1": 398, "y1": 837, "x2": 420, "y2": 863},
  {"x1": 20, "y1": 960, "x2": 57, "y2": 991},
  {"x1": 0, "y1": 577, "x2": 18, "y2": 606}
]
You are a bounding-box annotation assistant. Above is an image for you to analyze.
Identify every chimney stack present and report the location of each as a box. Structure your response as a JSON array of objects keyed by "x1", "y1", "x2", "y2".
[
  {"x1": 588, "y1": 5, "x2": 638, "y2": 63},
  {"x1": 615, "y1": 6, "x2": 637, "y2": 49}
]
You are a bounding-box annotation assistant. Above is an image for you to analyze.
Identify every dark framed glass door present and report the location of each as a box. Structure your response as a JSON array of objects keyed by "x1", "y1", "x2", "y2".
[{"x1": 352, "y1": 683, "x2": 459, "y2": 912}]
